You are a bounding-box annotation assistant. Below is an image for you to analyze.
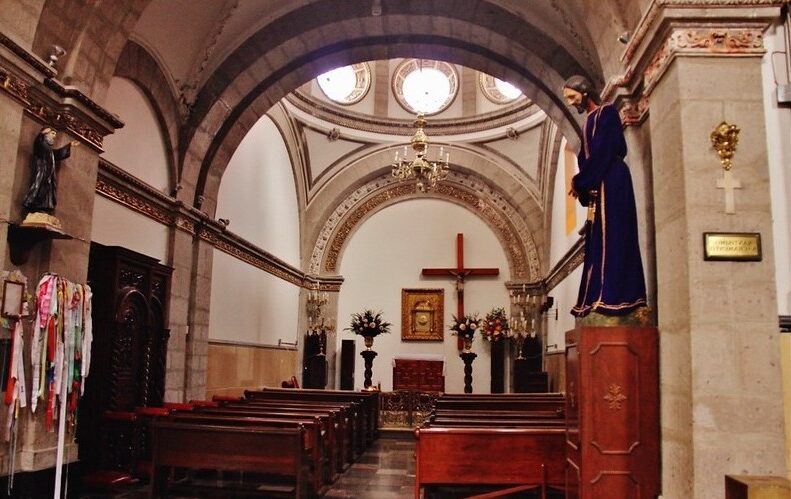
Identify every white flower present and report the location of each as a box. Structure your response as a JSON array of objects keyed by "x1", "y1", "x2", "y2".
[
  {"x1": 470, "y1": 323, "x2": 477, "y2": 330},
  {"x1": 459, "y1": 324, "x2": 466, "y2": 331}
]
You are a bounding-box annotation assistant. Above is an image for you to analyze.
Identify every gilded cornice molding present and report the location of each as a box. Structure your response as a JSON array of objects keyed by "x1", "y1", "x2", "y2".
[
  {"x1": 545, "y1": 237, "x2": 585, "y2": 292},
  {"x1": 0, "y1": 36, "x2": 123, "y2": 150},
  {"x1": 97, "y1": 159, "x2": 314, "y2": 287},
  {"x1": 287, "y1": 91, "x2": 538, "y2": 136},
  {"x1": 310, "y1": 173, "x2": 541, "y2": 281},
  {"x1": 198, "y1": 228, "x2": 304, "y2": 287}
]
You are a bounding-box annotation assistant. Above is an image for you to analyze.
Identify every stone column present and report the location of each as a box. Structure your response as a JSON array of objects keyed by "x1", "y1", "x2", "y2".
[{"x1": 646, "y1": 29, "x2": 786, "y2": 499}]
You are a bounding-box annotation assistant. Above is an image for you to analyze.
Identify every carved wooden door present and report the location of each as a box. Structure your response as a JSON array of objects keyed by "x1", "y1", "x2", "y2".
[{"x1": 78, "y1": 243, "x2": 172, "y2": 472}]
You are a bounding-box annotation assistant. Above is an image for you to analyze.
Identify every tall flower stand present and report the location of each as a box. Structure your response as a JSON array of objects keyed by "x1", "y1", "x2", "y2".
[
  {"x1": 459, "y1": 352, "x2": 477, "y2": 393},
  {"x1": 490, "y1": 339, "x2": 505, "y2": 393},
  {"x1": 360, "y1": 336, "x2": 377, "y2": 390}
]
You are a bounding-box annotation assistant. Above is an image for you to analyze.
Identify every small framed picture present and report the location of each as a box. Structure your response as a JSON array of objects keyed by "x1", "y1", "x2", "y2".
[{"x1": 2, "y1": 280, "x2": 24, "y2": 318}]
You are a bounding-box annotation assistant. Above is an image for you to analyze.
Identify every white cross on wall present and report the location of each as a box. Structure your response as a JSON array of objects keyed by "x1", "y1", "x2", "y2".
[{"x1": 716, "y1": 170, "x2": 742, "y2": 214}]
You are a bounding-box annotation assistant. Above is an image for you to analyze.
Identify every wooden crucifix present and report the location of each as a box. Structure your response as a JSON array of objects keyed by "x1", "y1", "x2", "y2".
[{"x1": 422, "y1": 233, "x2": 499, "y2": 349}]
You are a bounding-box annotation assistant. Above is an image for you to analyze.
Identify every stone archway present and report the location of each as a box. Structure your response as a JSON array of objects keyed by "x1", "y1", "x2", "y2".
[{"x1": 309, "y1": 172, "x2": 542, "y2": 282}]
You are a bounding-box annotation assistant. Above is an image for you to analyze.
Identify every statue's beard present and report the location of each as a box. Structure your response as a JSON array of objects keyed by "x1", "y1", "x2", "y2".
[
  {"x1": 574, "y1": 96, "x2": 588, "y2": 114},
  {"x1": 44, "y1": 136, "x2": 55, "y2": 146}
]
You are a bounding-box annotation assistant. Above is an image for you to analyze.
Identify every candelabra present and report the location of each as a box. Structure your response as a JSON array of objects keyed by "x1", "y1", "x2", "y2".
[
  {"x1": 508, "y1": 286, "x2": 547, "y2": 359},
  {"x1": 391, "y1": 114, "x2": 449, "y2": 192},
  {"x1": 306, "y1": 284, "x2": 334, "y2": 354}
]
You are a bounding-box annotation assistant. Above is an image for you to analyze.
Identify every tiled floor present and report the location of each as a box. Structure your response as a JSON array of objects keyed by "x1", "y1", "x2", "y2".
[{"x1": 79, "y1": 434, "x2": 417, "y2": 498}]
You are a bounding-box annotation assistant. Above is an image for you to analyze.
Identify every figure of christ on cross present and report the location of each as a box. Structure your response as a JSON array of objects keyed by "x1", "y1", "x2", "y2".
[{"x1": 422, "y1": 233, "x2": 499, "y2": 349}]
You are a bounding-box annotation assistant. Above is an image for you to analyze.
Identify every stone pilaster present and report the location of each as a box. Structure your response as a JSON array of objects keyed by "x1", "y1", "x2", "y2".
[
  {"x1": 606, "y1": 4, "x2": 787, "y2": 497},
  {"x1": 0, "y1": 35, "x2": 122, "y2": 474}
]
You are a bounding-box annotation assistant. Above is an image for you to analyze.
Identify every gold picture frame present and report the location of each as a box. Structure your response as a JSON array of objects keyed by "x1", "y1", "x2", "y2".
[{"x1": 401, "y1": 288, "x2": 444, "y2": 341}]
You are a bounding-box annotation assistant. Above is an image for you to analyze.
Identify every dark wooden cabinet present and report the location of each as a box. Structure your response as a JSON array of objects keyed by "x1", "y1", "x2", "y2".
[
  {"x1": 302, "y1": 332, "x2": 327, "y2": 389},
  {"x1": 78, "y1": 243, "x2": 172, "y2": 471}
]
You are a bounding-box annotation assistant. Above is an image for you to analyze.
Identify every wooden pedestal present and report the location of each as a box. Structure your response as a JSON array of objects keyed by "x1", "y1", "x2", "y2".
[{"x1": 565, "y1": 326, "x2": 659, "y2": 499}]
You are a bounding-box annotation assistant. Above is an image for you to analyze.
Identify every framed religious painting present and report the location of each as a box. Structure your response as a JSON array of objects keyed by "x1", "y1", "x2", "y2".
[
  {"x1": 401, "y1": 288, "x2": 444, "y2": 341},
  {"x1": 1, "y1": 280, "x2": 24, "y2": 318}
]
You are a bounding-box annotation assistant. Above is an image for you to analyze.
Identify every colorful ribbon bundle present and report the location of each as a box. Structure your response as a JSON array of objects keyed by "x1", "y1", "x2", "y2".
[{"x1": 29, "y1": 274, "x2": 93, "y2": 430}]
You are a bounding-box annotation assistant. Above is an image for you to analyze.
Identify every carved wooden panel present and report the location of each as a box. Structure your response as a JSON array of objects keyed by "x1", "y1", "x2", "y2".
[
  {"x1": 80, "y1": 243, "x2": 173, "y2": 473},
  {"x1": 565, "y1": 327, "x2": 659, "y2": 499},
  {"x1": 393, "y1": 359, "x2": 444, "y2": 392}
]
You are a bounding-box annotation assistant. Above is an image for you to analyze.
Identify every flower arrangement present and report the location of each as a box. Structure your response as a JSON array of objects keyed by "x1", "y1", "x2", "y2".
[
  {"x1": 480, "y1": 307, "x2": 510, "y2": 342},
  {"x1": 449, "y1": 313, "x2": 481, "y2": 340},
  {"x1": 346, "y1": 309, "x2": 391, "y2": 337}
]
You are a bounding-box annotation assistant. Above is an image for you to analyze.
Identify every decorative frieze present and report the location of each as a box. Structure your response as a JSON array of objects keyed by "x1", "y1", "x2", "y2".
[
  {"x1": 198, "y1": 228, "x2": 304, "y2": 287},
  {"x1": 545, "y1": 237, "x2": 585, "y2": 292},
  {"x1": 619, "y1": 95, "x2": 650, "y2": 127},
  {"x1": 96, "y1": 178, "x2": 174, "y2": 227},
  {"x1": 97, "y1": 160, "x2": 310, "y2": 287},
  {"x1": 644, "y1": 26, "x2": 765, "y2": 93},
  {"x1": 0, "y1": 35, "x2": 122, "y2": 150}
]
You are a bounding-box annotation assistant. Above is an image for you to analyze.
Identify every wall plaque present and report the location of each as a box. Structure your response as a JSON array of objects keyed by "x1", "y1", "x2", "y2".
[
  {"x1": 401, "y1": 288, "x2": 444, "y2": 341},
  {"x1": 703, "y1": 232, "x2": 761, "y2": 261}
]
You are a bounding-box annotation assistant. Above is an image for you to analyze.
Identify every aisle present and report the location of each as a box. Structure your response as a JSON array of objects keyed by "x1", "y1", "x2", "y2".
[{"x1": 325, "y1": 434, "x2": 415, "y2": 498}]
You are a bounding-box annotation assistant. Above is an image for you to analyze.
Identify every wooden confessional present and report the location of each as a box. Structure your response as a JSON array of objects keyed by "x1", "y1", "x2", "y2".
[{"x1": 78, "y1": 243, "x2": 172, "y2": 473}]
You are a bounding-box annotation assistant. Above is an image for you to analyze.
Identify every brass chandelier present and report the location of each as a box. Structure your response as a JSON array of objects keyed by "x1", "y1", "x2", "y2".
[{"x1": 391, "y1": 113, "x2": 449, "y2": 192}]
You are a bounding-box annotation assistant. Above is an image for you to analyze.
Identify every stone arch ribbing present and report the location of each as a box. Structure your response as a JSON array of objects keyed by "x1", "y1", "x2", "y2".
[{"x1": 309, "y1": 173, "x2": 541, "y2": 281}]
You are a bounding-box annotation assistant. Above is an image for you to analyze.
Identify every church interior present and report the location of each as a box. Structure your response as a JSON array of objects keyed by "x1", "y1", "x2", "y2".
[{"x1": 0, "y1": 1, "x2": 790, "y2": 498}]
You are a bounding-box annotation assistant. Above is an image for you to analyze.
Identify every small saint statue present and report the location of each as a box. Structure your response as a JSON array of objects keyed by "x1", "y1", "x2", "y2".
[
  {"x1": 562, "y1": 75, "x2": 649, "y2": 326},
  {"x1": 20, "y1": 127, "x2": 79, "y2": 232}
]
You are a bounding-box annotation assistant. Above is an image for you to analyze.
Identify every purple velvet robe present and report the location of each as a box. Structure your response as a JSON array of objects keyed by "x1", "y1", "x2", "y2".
[{"x1": 571, "y1": 104, "x2": 647, "y2": 317}]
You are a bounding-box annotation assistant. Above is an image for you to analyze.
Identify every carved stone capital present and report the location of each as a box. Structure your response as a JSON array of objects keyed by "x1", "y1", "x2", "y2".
[
  {"x1": 0, "y1": 35, "x2": 123, "y2": 151},
  {"x1": 643, "y1": 26, "x2": 766, "y2": 94},
  {"x1": 601, "y1": 1, "x2": 781, "y2": 102}
]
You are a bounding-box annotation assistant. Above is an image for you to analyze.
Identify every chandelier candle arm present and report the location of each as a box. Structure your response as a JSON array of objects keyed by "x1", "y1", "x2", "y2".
[{"x1": 391, "y1": 113, "x2": 450, "y2": 192}]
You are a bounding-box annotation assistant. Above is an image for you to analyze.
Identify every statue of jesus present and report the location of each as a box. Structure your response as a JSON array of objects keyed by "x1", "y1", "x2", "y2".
[{"x1": 562, "y1": 75, "x2": 648, "y2": 322}]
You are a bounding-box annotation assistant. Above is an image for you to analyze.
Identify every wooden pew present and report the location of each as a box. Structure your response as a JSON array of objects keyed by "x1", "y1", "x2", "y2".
[
  {"x1": 427, "y1": 418, "x2": 566, "y2": 428},
  {"x1": 434, "y1": 398, "x2": 565, "y2": 414},
  {"x1": 414, "y1": 427, "x2": 565, "y2": 499},
  {"x1": 245, "y1": 388, "x2": 379, "y2": 450},
  {"x1": 150, "y1": 421, "x2": 310, "y2": 498},
  {"x1": 168, "y1": 411, "x2": 332, "y2": 490},
  {"x1": 219, "y1": 400, "x2": 354, "y2": 467},
  {"x1": 196, "y1": 405, "x2": 343, "y2": 474}
]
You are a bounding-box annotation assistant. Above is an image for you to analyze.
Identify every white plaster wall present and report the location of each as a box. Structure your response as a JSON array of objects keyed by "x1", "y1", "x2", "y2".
[
  {"x1": 215, "y1": 115, "x2": 300, "y2": 267},
  {"x1": 763, "y1": 21, "x2": 791, "y2": 315},
  {"x1": 102, "y1": 77, "x2": 170, "y2": 192},
  {"x1": 209, "y1": 114, "x2": 301, "y2": 346},
  {"x1": 92, "y1": 76, "x2": 170, "y2": 261},
  {"x1": 90, "y1": 194, "x2": 169, "y2": 262},
  {"x1": 336, "y1": 198, "x2": 510, "y2": 393},
  {"x1": 208, "y1": 249, "x2": 300, "y2": 345},
  {"x1": 547, "y1": 137, "x2": 587, "y2": 352}
]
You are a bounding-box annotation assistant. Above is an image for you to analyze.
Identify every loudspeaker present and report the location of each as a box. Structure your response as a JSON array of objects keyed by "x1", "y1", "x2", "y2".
[{"x1": 339, "y1": 339, "x2": 355, "y2": 390}]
